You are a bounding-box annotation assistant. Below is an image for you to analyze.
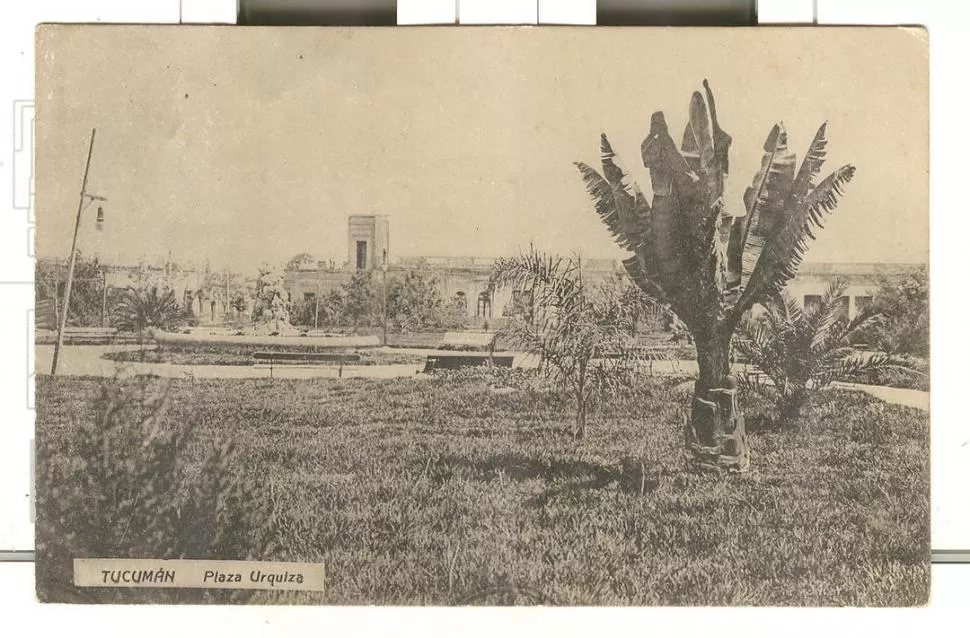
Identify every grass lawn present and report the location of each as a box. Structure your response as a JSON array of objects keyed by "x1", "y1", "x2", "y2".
[{"x1": 35, "y1": 371, "x2": 929, "y2": 606}]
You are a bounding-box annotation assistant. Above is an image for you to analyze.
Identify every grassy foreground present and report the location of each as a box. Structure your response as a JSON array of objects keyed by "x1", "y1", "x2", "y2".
[{"x1": 35, "y1": 371, "x2": 929, "y2": 606}]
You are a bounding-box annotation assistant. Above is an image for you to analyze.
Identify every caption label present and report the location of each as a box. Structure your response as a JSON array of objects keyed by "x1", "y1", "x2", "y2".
[{"x1": 73, "y1": 559, "x2": 325, "y2": 592}]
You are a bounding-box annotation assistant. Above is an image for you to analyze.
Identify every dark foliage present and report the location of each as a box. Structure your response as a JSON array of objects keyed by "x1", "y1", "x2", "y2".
[
  {"x1": 850, "y1": 266, "x2": 929, "y2": 358},
  {"x1": 35, "y1": 375, "x2": 278, "y2": 603}
]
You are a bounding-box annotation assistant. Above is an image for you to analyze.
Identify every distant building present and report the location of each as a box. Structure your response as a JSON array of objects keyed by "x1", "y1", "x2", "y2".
[
  {"x1": 786, "y1": 262, "x2": 923, "y2": 320},
  {"x1": 283, "y1": 216, "x2": 924, "y2": 322},
  {"x1": 348, "y1": 214, "x2": 390, "y2": 271},
  {"x1": 283, "y1": 215, "x2": 622, "y2": 321}
]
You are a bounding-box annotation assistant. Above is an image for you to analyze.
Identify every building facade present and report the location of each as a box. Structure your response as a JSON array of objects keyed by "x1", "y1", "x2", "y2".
[
  {"x1": 283, "y1": 215, "x2": 626, "y2": 321},
  {"x1": 282, "y1": 216, "x2": 924, "y2": 323}
]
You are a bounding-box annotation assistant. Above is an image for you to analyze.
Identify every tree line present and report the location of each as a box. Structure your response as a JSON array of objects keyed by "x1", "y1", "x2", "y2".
[
  {"x1": 35, "y1": 256, "x2": 478, "y2": 334},
  {"x1": 288, "y1": 269, "x2": 469, "y2": 332}
]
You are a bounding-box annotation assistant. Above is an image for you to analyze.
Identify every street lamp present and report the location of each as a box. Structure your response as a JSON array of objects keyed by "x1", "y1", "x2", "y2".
[{"x1": 50, "y1": 128, "x2": 106, "y2": 375}]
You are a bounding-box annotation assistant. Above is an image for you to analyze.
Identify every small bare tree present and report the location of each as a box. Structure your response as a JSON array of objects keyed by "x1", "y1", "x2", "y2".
[{"x1": 491, "y1": 249, "x2": 644, "y2": 439}]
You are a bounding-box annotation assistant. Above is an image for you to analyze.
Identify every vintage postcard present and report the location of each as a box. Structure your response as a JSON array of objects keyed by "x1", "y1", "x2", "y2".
[{"x1": 34, "y1": 25, "x2": 929, "y2": 605}]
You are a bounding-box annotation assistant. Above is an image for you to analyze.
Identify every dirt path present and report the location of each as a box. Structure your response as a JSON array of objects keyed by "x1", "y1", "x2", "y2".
[
  {"x1": 34, "y1": 345, "x2": 929, "y2": 411},
  {"x1": 831, "y1": 382, "x2": 930, "y2": 411}
]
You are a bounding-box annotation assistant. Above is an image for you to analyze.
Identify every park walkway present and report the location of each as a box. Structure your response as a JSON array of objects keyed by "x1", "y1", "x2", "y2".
[
  {"x1": 34, "y1": 345, "x2": 928, "y2": 411},
  {"x1": 34, "y1": 345, "x2": 425, "y2": 381},
  {"x1": 831, "y1": 381, "x2": 930, "y2": 411}
]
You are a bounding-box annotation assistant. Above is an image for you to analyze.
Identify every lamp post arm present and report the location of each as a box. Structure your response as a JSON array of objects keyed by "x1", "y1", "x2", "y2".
[{"x1": 50, "y1": 128, "x2": 96, "y2": 375}]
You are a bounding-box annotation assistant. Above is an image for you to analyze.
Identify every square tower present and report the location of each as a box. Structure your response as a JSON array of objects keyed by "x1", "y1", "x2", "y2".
[{"x1": 347, "y1": 215, "x2": 389, "y2": 270}]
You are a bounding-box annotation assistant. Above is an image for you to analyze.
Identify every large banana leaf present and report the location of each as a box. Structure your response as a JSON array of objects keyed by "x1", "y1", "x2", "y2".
[
  {"x1": 726, "y1": 124, "x2": 796, "y2": 296},
  {"x1": 640, "y1": 111, "x2": 696, "y2": 301},
  {"x1": 736, "y1": 164, "x2": 856, "y2": 313},
  {"x1": 704, "y1": 79, "x2": 732, "y2": 180},
  {"x1": 641, "y1": 111, "x2": 693, "y2": 198},
  {"x1": 685, "y1": 89, "x2": 725, "y2": 208}
]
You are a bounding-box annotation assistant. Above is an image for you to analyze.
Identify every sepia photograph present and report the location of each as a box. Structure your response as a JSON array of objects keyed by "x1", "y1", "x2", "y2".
[{"x1": 33, "y1": 25, "x2": 929, "y2": 605}]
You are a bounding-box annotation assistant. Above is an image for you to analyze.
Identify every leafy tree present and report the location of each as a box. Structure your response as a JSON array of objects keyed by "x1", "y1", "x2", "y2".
[
  {"x1": 576, "y1": 80, "x2": 855, "y2": 470},
  {"x1": 491, "y1": 249, "x2": 643, "y2": 439},
  {"x1": 387, "y1": 269, "x2": 467, "y2": 332},
  {"x1": 35, "y1": 253, "x2": 107, "y2": 327},
  {"x1": 111, "y1": 286, "x2": 184, "y2": 333},
  {"x1": 288, "y1": 299, "x2": 318, "y2": 329},
  {"x1": 851, "y1": 266, "x2": 929, "y2": 357},
  {"x1": 735, "y1": 281, "x2": 917, "y2": 428},
  {"x1": 230, "y1": 292, "x2": 250, "y2": 314},
  {"x1": 319, "y1": 290, "x2": 346, "y2": 329},
  {"x1": 341, "y1": 271, "x2": 381, "y2": 328}
]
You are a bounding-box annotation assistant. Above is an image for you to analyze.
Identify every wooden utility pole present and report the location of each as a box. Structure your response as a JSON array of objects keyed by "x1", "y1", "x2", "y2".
[
  {"x1": 314, "y1": 282, "x2": 320, "y2": 330},
  {"x1": 382, "y1": 249, "x2": 389, "y2": 346},
  {"x1": 51, "y1": 128, "x2": 97, "y2": 375},
  {"x1": 100, "y1": 269, "x2": 108, "y2": 328},
  {"x1": 224, "y1": 268, "x2": 230, "y2": 323}
]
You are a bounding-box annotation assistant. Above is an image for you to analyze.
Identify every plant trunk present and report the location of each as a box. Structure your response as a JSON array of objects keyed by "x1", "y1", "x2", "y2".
[
  {"x1": 573, "y1": 374, "x2": 587, "y2": 440},
  {"x1": 778, "y1": 387, "x2": 807, "y2": 430},
  {"x1": 684, "y1": 329, "x2": 750, "y2": 472},
  {"x1": 574, "y1": 399, "x2": 586, "y2": 440}
]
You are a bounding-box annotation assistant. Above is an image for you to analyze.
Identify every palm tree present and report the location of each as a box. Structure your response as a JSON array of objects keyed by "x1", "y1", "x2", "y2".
[
  {"x1": 491, "y1": 249, "x2": 641, "y2": 439},
  {"x1": 112, "y1": 285, "x2": 183, "y2": 334},
  {"x1": 575, "y1": 80, "x2": 855, "y2": 471},
  {"x1": 735, "y1": 280, "x2": 917, "y2": 428}
]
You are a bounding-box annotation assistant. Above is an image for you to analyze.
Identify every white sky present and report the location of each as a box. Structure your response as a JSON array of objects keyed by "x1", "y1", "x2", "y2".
[{"x1": 35, "y1": 26, "x2": 928, "y2": 273}]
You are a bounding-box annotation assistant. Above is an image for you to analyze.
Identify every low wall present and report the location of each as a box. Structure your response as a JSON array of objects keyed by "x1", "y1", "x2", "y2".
[{"x1": 151, "y1": 330, "x2": 380, "y2": 350}]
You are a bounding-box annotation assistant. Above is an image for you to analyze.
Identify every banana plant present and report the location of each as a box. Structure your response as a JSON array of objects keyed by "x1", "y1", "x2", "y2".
[{"x1": 575, "y1": 80, "x2": 855, "y2": 471}]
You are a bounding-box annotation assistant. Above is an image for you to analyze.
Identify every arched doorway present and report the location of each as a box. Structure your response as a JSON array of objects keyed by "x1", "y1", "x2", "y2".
[{"x1": 476, "y1": 290, "x2": 492, "y2": 319}]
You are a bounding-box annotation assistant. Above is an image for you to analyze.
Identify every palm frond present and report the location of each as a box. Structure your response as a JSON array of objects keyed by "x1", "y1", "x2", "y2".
[
  {"x1": 599, "y1": 135, "x2": 651, "y2": 243},
  {"x1": 807, "y1": 279, "x2": 848, "y2": 350},
  {"x1": 778, "y1": 291, "x2": 806, "y2": 326},
  {"x1": 490, "y1": 251, "x2": 582, "y2": 329},
  {"x1": 817, "y1": 351, "x2": 919, "y2": 389},
  {"x1": 574, "y1": 162, "x2": 635, "y2": 251},
  {"x1": 789, "y1": 123, "x2": 828, "y2": 204},
  {"x1": 736, "y1": 164, "x2": 856, "y2": 314},
  {"x1": 111, "y1": 285, "x2": 182, "y2": 332},
  {"x1": 845, "y1": 311, "x2": 884, "y2": 336}
]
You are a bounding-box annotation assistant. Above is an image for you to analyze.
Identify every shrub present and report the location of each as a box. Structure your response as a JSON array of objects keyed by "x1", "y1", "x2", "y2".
[
  {"x1": 735, "y1": 280, "x2": 917, "y2": 428},
  {"x1": 850, "y1": 266, "x2": 928, "y2": 357},
  {"x1": 35, "y1": 252, "x2": 107, "y2": 327},
  {"x1": 110, "y1": 285, "x2": 185, "y2": 333},
  {"x1": 35, "y1": 375, "x2": 277, "y2": 603}
]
